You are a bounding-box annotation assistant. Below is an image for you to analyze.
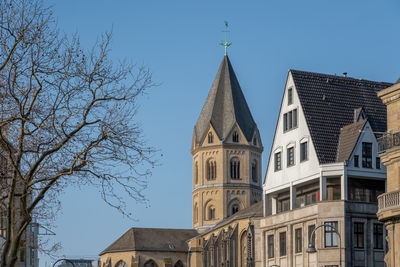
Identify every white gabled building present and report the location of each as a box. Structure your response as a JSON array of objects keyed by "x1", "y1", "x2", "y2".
[{"x1": 255, "y1": 70, "x2": 392, "y2": 267}]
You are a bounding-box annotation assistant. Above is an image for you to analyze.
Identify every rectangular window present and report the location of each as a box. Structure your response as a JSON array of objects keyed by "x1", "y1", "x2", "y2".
[
  {"x1": 308, "y1": 224, "x2": 316, "y2": 248},
  {"x1": 362, "y1": 142, "x2": 372, "y2": 168},
  {"x1": 295, "y1": 228, "x2": 302, "y2": 253},
  {"x1": 279, "y1": 232, "x2": 286, "y2": 256},
  {"x1": 374, "y1": 223, "x2": 384, "y2": 249},
  {"x1": 288, "y1": 88, "x2": 293, "y2": 105},
  {"x1": 376, "y1": 157, "x2": 381, "y2": 169},
  {"x1": 287, "y1": 147, "x2": 294, "y2": 167},
  {"x1": 274, "y1": 152, "x2": 282, "y2": 171},
  {"x1": 354, "y1": 155, "x2": 359, "y2": 167},
  {"x1": 353, "y1": 222, "x2": 364, "y2": 248},
  {"x1": 324, "y1": 221, "x2": 338, "y2": 247},
  {"x1": 283, "y1": 109, "x2": 298, "y2": 132},
  {"x1": 300, "y1": 142, "x2": 308, "y2": 161},
  {"x1": 267, "y1": 234, "x2": 274, "y2": 258}
]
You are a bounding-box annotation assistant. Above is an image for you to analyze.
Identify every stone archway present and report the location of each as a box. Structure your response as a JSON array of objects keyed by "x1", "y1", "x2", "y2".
[
  {"x1": 114, "y1": 260, "x2": 127, "y2": 267},
  {"x1": 174, "y1": 260, "x2": 184, "y2": 267}
]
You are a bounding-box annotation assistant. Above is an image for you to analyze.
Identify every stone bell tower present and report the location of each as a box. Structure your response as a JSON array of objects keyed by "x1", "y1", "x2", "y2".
[{"x1": 191, "y1": 55, "x2": 263, "y2": 231}]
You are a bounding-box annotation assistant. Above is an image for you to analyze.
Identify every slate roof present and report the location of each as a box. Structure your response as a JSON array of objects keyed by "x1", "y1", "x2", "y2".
[
  {"x1": 194, "y1": 55, "x2": 256, "y2": 145},
  {"x1": 336, "y1": 119, "x2": 367, "y2": 162},
  {"x1": 99, "y1": 228, "x2": 198, "y2": 255},
  {"x1": 291, "y1": 70, "x2": 392, "y2": 164}
]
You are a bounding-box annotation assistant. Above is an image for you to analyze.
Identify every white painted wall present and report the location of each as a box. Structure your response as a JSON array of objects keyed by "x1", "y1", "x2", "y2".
[{"x1": 264, "y1": 72, "x2": 320, "y2": 194}]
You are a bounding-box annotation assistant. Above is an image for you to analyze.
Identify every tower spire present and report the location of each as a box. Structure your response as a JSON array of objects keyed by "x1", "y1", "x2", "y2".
[{"x1": 220, "y1": 21, "x2": 232, "y2": 55}]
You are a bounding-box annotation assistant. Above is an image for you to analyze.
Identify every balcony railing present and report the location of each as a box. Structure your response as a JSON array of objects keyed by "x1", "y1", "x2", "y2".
[
  {"x1": 378, "y1": 190, "x2": 400, "y2": 211},
  {"x1": 377, "y1": 132, "x2": 400, "y2": 153}
]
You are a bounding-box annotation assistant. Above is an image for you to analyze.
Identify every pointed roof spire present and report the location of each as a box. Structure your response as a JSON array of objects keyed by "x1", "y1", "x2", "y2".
[{"x1": 194, "y1": 56, "x2": 257, "y2": 145}]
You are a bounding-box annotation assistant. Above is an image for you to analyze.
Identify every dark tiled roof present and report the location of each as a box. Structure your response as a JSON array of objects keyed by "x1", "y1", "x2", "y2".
[
  {"x1": 100, "y1": 228, "x2": 198, "y2": 255},
  {"x1": 291, "y1": 70, "x2": 392, "y2": 163},
  {"x1": 194, "y1": 55, "x2": 257, "y2": 145},
  {"x1": 336, "y1": 119, "x2": 367, "y2": 162}
]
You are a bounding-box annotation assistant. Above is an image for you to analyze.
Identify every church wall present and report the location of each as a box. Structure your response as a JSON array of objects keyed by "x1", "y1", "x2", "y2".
[{"x1": 188, "y1": 217, "x2": 256, "y2": 267}]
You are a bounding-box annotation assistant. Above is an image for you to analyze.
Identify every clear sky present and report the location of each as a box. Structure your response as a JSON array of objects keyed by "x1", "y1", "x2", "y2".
[{"x1": 41, "y1": 0, "x2": 400, "y2": 266}]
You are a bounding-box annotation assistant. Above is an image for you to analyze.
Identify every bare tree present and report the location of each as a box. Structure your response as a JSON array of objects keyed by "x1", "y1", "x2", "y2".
[{"x1": 0, "y1": 0, "x2": 156, "y2": 266}]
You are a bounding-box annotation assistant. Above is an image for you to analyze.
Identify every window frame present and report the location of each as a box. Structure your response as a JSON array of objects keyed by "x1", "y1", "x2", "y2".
[
  {"x1": 362, "y1": 142, "x2": 372, "y2": 168},
  {"x1": 288, "y1": 88, "x2": 293, "y2": 105},
  {"x1": 300, "y1": 141, "x2": 308, "y2": 162},
  {"x1": 295, "y1": 228, "x2": 302, "y2": 253},
  {"x1": 373, "y1": 223, "x2": 384, "y2": 249},
  {"x1": 353, "y1": 222, "x2": 364, "y2": 248},
  {"x1": 251, "y1": 160, "x2": 258, "y2": 183},
  {"x1": 308, "y1": 224, "x2": 316, "y2": 248},
  {"x1": 354, "y1": 155, "x2": 359, "y2": 167},
  {"x1": 267, "y1": 234, "x2": 274, "y2": 259},
  {"x1": 274, "y1": 151, "x2": 282, "y2": 171},
  {"x1": 324, "y1": 221, "x2": 338, "y2": 247},
  {"x1": 230, "y1": 157, "x2": 241, "y2": 180},
  {"x1": 287, "y1": 147, "x2": 295, "y2": 167},
  {"x1": 279, "y1": 231, "x2": 287, "y2": 256},
  {"x1": 283, "y1": 108, "x2": 298, "y2": 132}
]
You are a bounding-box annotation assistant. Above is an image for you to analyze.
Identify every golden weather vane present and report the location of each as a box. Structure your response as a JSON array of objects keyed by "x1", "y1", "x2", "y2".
[{"x1": 220, "y1": 21, "x2": 232, "y2": 55}]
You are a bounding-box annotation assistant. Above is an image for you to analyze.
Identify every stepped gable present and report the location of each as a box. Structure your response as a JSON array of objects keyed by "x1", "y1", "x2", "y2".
[
  {"x1": 291, "y1": 70, "x2": 392, "y2": 164},
  {"x1": 99, "y1": 228, "x2": 198, "y2": 255},
  {"x1": 194, "y1": 55, "x2": 256, "y2": 145}
]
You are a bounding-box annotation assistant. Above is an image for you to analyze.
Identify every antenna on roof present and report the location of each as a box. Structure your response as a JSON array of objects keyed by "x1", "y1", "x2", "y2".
[{"x1": 220, "y1": 21, "x2": 232, "y2": 56}]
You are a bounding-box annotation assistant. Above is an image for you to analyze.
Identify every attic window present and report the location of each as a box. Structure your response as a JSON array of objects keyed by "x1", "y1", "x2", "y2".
[
  {"x1": 288, "y1": 88, "x2": 293, "y2": 105},
  {"x1": 208, "y1": 132, "x2": 213, "y2": 143},
  {"x1": 232, "y1": 131, "x2": 239, "y2": 143}
]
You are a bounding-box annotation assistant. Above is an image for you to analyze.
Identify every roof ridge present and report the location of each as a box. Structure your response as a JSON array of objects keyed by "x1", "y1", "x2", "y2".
[{"x1": 290, "y1": 69, "x2": 392, "y2": 85}]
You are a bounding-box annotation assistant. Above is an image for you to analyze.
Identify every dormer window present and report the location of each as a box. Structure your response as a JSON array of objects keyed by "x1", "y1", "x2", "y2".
[
  {"x1": 208, "y1": 132, "x2": 213, "y2": 143},
  {"x1": 362, "y1": 142, "x2": 372, "y2": 168},
  {"x1": 288, "y1": 88, "x2": 293, "y2": 105},
  {"x1": 233, "y1": 131, "x2": 239, "y2": 143},
  {"x1": 253, "y1": 137, "x2": 257, "y2": 146}
]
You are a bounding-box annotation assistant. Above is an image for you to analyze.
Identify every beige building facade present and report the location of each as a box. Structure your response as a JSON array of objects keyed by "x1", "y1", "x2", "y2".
[{"x1": 377, "y1": 81, "x2": 400, "y2": 267}]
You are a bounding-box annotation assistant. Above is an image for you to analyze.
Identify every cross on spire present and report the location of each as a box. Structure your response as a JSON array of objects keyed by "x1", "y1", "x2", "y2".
[{"x1": 220, "y1": 21, "x2": 232, "y2": 55}]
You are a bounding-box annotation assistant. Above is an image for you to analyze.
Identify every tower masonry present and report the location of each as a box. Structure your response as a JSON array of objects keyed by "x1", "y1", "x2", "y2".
[{"x1": 191, "y1": 55, "x2": 263, "y2": 231}]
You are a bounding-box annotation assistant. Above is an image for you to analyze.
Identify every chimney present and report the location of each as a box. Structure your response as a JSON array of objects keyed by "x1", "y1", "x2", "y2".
[{"x1": 343, "y1": 72, "x2": 347, "y2": 77}]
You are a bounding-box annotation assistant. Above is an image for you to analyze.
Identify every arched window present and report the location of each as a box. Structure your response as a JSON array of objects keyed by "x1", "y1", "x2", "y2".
[
  {"x1": 253, "y1": 137, "x2": 257, "y2": 146},
  {"x1": 194, "y1": 203, "x2": 198, "y2": 223},
  {"x1": 115, "y1": 261, "x2": 128, "y2": 267},
  {"x1": 208, "y1": 132, "x2": 213, "y2": 143},
  {"x1": 231, "y1": 203, "x2": 240, "y2": 215},
  {"x1": 207, "y1": 205, "x2": 216, "y2": 220},
  {"x1": 230, "y1": 158, "x2": 240, "y2": 179},
  {"x1": 232, "y1": 131, "x2": 239, "y2": 143},
  {"x1": 174, "y1": 260, "x2": 184, "y2": 267},
  {"x1": 251, "y1": 160, "x2": 257, "y2": 183},
  {"x1": 144, "y1": 260, "x2": 158, "y2": 267},
  {"x1": 206, "y1": 159, "x2": 216, "y2": 180},
  {"x1": 194, "y1": 162, "x2": 198, "y2": 184}
]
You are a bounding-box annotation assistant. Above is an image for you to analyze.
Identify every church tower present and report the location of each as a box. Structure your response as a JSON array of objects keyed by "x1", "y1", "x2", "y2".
[{"x1": 191, "y1": 55, "x2": 263, "y2": 231}]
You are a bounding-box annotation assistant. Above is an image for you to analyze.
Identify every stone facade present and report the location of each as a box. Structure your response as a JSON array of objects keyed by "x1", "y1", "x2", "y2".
[{"x1": 377, "y1": 82, "x2": 400, "y2": 267}]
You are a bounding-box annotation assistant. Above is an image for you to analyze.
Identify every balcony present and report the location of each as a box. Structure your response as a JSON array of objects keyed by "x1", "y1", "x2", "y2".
[
  {"x1": 377, "y1": 132, "x2": 400, "y2": 153},
  {"x1": 377, "y1": 190, "x2": 400, "y2": 213}
]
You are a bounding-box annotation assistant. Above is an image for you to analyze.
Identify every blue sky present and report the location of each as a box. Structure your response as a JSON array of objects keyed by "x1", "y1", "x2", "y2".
[{"x1": 41, "y1": 0, "x2": 400, "y2": 265}]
